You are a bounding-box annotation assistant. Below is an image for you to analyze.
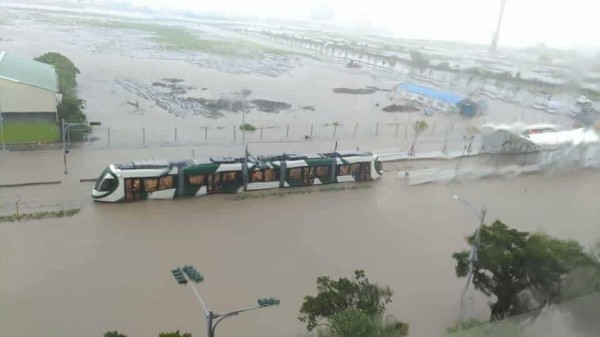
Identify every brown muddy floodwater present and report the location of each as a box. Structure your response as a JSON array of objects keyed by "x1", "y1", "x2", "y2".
[{"x1": 2, "y1": 171, "x2": 600, "y2": 337}]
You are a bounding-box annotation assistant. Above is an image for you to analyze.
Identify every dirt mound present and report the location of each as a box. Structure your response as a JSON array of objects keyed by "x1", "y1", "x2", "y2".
[
  {"x1": 332, "y1": 87, "x2": 376, "y2": 95},
  {"x1": 162, "y1": 78, "x2": 184, "y2": 83},
  {"x1": 382, "y1": 104, "x2": 419, "y2": 113},
  {"x1": 151, "y1": 79, "x2": 195, "y2": 95},
  {"x1": 251, "y1": 99, "x2": 292, "y2": 113}
]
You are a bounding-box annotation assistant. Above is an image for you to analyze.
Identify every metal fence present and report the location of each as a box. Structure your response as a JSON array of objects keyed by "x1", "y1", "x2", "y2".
[{"x1": 80, "y1": 120, "x2": 482, "y2": 155}]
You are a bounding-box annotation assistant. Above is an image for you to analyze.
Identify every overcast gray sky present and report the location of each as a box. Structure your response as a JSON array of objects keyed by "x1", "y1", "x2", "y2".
[{"x1": 129, "y1": 0, "x2": 598, "y2": 49}]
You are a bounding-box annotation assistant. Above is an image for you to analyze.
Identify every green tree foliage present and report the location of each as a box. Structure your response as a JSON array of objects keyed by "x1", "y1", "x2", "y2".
[
  {"x1": 34, "y1": 52, "x2": 88, "y2": 139},
  {"x1": 34, "y1": 52, "x2": 80, "y2": 94},
  {"x1": 104, "y1": 331, "x2": 127, "y2": 337},
  {"x1": 329, "y1": 308, "x2": 375, "y2": 337},
  {"x1": 409, "y1": 50, "x2": 430, "y2": 70},
  {"x1": 158, "y1": 331, "x2": 192, "y2": 337},
  {"x1": 452, "y1": 220, "x2": 599, "y2": 321},
  {"x1": 239, "y1": 123, "x2": 257, "y2": 131},
  {"x1": 299, "y1": 270, "x2": 393, "y2": 331},
  {"x1": 323, "y1": 308, "x2": 408, "y2": 337},
  {"x1": 58, "y1": 94, "x2": 86, "y2": 123}
]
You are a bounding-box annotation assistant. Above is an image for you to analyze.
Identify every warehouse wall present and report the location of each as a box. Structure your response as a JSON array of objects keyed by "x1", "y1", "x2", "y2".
[{"x1": 0, "y1": 78, "x2": 57, "y2": 114}]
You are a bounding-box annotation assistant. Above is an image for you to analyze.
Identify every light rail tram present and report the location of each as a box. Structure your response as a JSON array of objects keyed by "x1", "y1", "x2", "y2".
[{"x1": 92, "y1": 150, "x2": 382, "y2": 202}]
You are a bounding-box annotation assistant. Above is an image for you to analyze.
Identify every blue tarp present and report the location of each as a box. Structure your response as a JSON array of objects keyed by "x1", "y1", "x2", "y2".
[{"x1": 396, "y1": 83, "x2": 464, "y2": 104}]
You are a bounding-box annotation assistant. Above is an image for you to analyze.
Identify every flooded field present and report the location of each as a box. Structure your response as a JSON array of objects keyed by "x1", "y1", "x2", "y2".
[
  {"x1": 0, "y1": 8, "x2": 574, "y2": 150},
  {"x1": 1, "y1": 169, "x2": 600, "y2": 337}
]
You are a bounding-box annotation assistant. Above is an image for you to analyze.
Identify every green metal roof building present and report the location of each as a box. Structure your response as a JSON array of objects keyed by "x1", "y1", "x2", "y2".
[{"x1": 0, "y1": 51, "x2": 61, "y2": 144}]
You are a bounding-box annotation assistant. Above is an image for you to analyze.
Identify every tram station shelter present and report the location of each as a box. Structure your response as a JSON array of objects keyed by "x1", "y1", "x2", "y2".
[{"x1": 0, "y1": 51, "x2": 61, "y2": 143}]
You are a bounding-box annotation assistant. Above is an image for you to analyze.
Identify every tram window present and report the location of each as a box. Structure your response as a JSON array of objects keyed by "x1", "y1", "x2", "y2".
[
  {"x1": 97, "y1": 178, "x2": 117, "y2": 192},
  {"x1": 288, "y1": 168, "x2": 302, "y2": 179},
  {"x1": 316, "y1": 166, "x2": 329, "y2": 177},
  {"x1": 338, "y1": 165, "x2": 350, "y2": 175},
  {"x1": 250, "y1": 170, "x2": 263, "y2": 182},
  {"x1": 94, "y1": 169, "x2": 111, "y2": 190},
  {"x1": 159, "y1": 176, "x2": 174, "y2": 189},
  {"x1": 222, "y1": 171, "x2": 239, "y2": 183},
  {"x1": 144, "y1": 178, "x2": 158, "y2": 192},
  {"x1": 264, "y1": 169, "x2": 278, "y2": 181},
  {"x1": 350, "y1": 163, "x2": 361, "y2": 174},
  {"x1": 189, "y1": 174, "x2": 205, "y2": 185},
  {"x1": 375, "y1": 161, "x2": 382, "y2": 172}
]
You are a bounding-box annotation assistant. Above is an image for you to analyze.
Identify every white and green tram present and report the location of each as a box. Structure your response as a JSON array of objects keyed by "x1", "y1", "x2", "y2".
[{"x1": 92, "y1": 150, "x2": 382, "y2": 202}]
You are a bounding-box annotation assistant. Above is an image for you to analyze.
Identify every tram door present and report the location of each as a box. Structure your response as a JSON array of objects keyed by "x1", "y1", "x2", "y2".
[
  {"x1": 124, "y1": 178, "x2": 143, "y2": 201},
  {"x1": 207, "y1": 173, "x2": 222, "y2": 193},
  {"x1": 302, "y1": 167, "x2": 315, "y2": 186},
  {"x1": 356, "y1": 163, "x2": 371, "y2": 181}
]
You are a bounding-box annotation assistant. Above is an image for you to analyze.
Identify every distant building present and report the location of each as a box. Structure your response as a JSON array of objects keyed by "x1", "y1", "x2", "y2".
[
  {"x1": 0, "y1": 51, "x2": 61, "y2": 143},
  {"x1": 480, "y1": 123, "x2": 600, "y2": 168},
  {"x1": 393, "y1": 83, "x2": 478, "y2": 117}
]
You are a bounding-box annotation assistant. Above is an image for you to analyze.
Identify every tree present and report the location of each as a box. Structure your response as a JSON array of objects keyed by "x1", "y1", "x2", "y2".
[
  {"x1": 329, "y1": 308, "x2": 375, "y2": 337},
  {"x1": 158, "y1": 331, "x2": 191, "y2": 337},
  {"x1": 452, "y1": 220, "x2": 598, "y2": 321},
  {"x1": 409, "y1": 50, "x2": 430, "y2": 71},
  {"x1": 35, "y1": 52, "x2": 88, "y2": 140},
  {"x1": 408, "y1": 120, "x2": 428, "y2": 157},
  {"x1": 104, "y1": 331, "x2": 127, "y2": 337},
  {"x1": 58, "y1": 94, "x2": 86, "y2": 123},
  {"x1": 326, "y1": 308, "x2": 409, "y2": 337},
  {"x1": 299, "y1": 270, "x2": 393, "y2": 331},
  {"x1": 34, "y1": 52, "x2": 80, "y2": 95},
  {"x1": 462, "y1": 125, "x2": 479, "y2": 154}
]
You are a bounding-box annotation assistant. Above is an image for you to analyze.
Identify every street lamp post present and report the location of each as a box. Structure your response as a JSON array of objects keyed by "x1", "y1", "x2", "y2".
[
  {"x1": 62, "y1": 119, "x2": 101, "y2": 174},
  {"x1": 0, "y1": 102, "x2": 6, "y2": 152},
  {"x1": 0, "y1": 111, "x2": 5, "y2": 152},
  {"x1": 452, "y1": 194, "x2": 486, "y2": 319},
  {"x1": 171, "y1": 265, "x2": 279, "y2": 337}
]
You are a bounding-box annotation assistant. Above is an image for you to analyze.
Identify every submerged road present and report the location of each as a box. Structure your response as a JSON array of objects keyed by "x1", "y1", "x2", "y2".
[{"x1": 1, "y1": 153, "x2": 600, "y2": 337}]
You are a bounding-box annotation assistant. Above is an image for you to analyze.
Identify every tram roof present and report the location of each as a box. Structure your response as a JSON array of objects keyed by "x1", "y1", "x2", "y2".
[{"x1": 118, "y1": 159, "x2": 171, "y2": 170}]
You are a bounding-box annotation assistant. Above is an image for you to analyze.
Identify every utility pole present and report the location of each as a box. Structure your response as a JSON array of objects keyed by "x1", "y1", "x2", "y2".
[
  {"x1": 242, "y1": 100, "x2": 246, "y2": 143},
  {"x1": 452, "y1": 195, "x2": 486, "y2": 319},
  {"x1": 62, "y1": 119, "x2": 101, "y2": 174},
  {"x1": 490, "y1": 0, "x2": 507, "y2": 53},
  {"x1": 0, "y1": 102, "x2": 6, "y2": 151}
]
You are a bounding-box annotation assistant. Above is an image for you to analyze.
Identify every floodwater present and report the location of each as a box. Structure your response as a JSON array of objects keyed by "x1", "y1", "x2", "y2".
[
  {"x1": 2, "y1": 169, "x2": 600, "y2": 337},
  {"x1": 0, "y1": 8, "x2": 597, "y2": 337}
]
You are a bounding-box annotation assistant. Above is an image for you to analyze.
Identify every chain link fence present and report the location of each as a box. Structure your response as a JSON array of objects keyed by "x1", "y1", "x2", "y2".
[{"x1": 82, "y1": 120, "x2": 482, "y2": 154}]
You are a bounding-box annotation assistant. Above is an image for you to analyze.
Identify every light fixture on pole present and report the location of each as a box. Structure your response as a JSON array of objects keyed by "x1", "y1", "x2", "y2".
[
  {"x1": 170, "y1": 265, "x2": 279, "y2": 337},
  {"x1": 452, "y1": 194, "x2": 486, "y2": 319}
]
